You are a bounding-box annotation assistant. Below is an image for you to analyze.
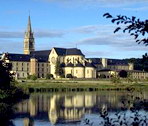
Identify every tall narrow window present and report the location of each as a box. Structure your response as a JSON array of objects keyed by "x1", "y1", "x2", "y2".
[
  {"x1": 76, "y1": 70, "x2": 78, "y2": 74},
  {"x1": 87, "y1": 70, "x2": 89, "y2": 74}
]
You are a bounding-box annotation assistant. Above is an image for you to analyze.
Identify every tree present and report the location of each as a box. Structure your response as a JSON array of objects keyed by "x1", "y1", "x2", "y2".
[
  {"x1": 0, "y1": 54, "x2": 13, "y2": 90},
  {"x1": 55, "y1": 60, "x2": 64, "y2": 77},
  {"x1": 119, "y1": 70, "x2": 128, "y2": 78},
  {"x1": 103, "y1": 13, "x2": 148, "y2": 46},
  {"x1": 30, "y1": 74, "x2": 37, "y2": 81},
  {"x1": 66, "y1": 74, "x2": 73, "y2": 78},
  {"x1": 125, "y1": 54, "x2": 148, "y2": 72},
  {"x1": 110, "y1": 76, "x2": 121, "y2": 84},
  {"x1": 46, "y1": 73, "x2": 54, "y2": 79},
  {"x1": 142, "y1": 53, "x2": 148, "y2": 71}
]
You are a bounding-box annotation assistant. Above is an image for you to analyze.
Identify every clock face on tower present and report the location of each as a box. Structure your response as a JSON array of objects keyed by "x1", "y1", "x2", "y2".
[{"x1": 51, "y1": 57, "x2": 56, "y2": 64}]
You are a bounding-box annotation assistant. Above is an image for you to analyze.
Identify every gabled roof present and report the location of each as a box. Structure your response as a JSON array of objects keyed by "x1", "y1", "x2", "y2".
[
  {"x1": 7, "y1": 53, "x2": 31, "y2": 62},
  {"x1": 108, "y1": 59, "x2": 128, "y2": 65},
  {"x1": 85, "y1": 62, "x2": 96, "y2": 68},
  {"x1": 75, "y1": 63, "x2": 84, "y2": 67},
  {"x1": 66, "y1": 48, "x2": 84, "y2": 56},
  {"x1": 34, "y1": 55, "x2": 48, "y2": 62},
  {"x1": 66, "y1": 63, "x2": 74, "y2": 67},
  {"x1": 60, "y1": 63, "x2": 65, "y2": 67},
  {"x1": 87, "y1": 58, "x2": 102, "y2": 65},
  {"x1": 31, "y1": 50, "x2": 51, "y2": 57},
  {"x1": 7, "y1": 53, "x2": 49, "y2": 62},
  {"x1": 98, "y1": 69, "x2": 111, "y2": 72},
  {"x1": 54, "y1": 48, "x2": 66, "y2": 56},
  {"x1": 53, "y1": 47, "x2": 84, "y2": 56}
]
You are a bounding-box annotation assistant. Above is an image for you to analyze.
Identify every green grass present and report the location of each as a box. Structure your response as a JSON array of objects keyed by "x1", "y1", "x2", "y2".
[{"x1": 16, "y1": 79, "x2": 148, "y2": 93}]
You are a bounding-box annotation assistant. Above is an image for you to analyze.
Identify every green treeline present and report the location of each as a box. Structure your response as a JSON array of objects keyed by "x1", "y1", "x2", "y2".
[{"x1": 126, "y1": 53, "x2": 148, "y2": 72}]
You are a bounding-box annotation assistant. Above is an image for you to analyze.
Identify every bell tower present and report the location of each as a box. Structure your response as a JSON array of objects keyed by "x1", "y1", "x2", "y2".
[{"x1": 24, "y1": 16, "x2": 35, "y2": 54}]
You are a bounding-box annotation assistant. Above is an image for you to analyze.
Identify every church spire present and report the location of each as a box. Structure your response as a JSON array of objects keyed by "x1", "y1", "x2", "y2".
[
  {"x1": 24, "y1": 15, "x2": 35, "y2": 55},
  {"x1": 27, "y1": 15, "x2": 32, "y2": 33}
]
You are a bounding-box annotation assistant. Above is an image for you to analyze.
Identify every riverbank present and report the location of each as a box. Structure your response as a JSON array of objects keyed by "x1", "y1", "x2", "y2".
[{"x1": 16, "y1": 79, "x2": 148, "y2": 93}]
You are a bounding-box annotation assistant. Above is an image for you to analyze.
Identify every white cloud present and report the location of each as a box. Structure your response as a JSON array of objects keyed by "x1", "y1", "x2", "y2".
[
  {"x1": 123, "y1": 6, "x2": 148, "y2": 11},
  {"x1": 84, "y1": 50, "x2": 113, "y2": 57},
  {"x1": 74, "y1": 33, "x2": 147, "y2": 52},
  {"x1": 0, "y1": 29, "x2": 64, "y2": 39},
  {"x1": 0, "y1": 24, "x2": 147, "y2": 57},
  {"x1": 0, "y1": 39, "x2": 22, "y2": 53},
  {"x1": 71, "y1": 25, "x2": 99, "y2": 34}
]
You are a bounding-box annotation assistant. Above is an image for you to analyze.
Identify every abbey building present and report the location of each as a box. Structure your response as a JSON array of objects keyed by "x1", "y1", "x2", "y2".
[{"x1": 1, "y1": 16, "x2": 148, "y2": 79}]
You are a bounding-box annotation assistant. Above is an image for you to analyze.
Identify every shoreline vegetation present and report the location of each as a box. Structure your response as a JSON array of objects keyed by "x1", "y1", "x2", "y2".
[
  {"x1": 16, "y1": 79, "x2": 148, "y2": 93},
  {"x1": 0, "y1": 54, "x2": 28, "y2": 126}
]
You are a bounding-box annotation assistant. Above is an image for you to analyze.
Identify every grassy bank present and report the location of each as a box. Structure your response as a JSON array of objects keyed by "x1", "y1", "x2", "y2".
[{"x1": 16, "y1": 79, "x2": 148, "y2": 93}]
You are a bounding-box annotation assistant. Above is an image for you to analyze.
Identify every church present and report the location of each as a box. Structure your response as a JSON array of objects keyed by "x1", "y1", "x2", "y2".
[{"x1": 2, "y1": 16, "x2": 148, "y2": 79}]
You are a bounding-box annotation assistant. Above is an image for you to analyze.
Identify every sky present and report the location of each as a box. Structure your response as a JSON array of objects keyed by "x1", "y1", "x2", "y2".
[{"x1": 0, "y1": 0, "x2": 148, "y2": 59}]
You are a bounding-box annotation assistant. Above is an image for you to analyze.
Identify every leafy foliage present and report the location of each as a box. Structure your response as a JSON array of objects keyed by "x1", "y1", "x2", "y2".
[
  {"x1": 66, "y1": 74, "x2": 73, "y2": 78},
  {"x1": 0, "y1": 54, "x2": 28, "y2": 126},
  {"x1": 125, "y1": 53, "x2": 148, "y2": 72},
  {"x1": 103, "y1": 13, "x2": 148, "y2": 46},
  {"x1": 55, "y1": 60, "x2": 64, "y2": 77},
  {"x1": 28, "y1": 74, "x2": 37, "y2": 81},
  {"x1": 46, "y1": 73, "x2": 54, "y2": 79},
  {"x1": 119, "y1": 70, "x2": 128, "y2": 78},
  {"x1": 0, "y1": 56, "x2": 13, "y2": 90},
  {"x1": 110, "y1": 76, "x2": 121, "y2": 84}
]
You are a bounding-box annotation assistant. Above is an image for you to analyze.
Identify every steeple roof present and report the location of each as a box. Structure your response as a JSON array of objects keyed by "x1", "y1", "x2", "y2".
[{"x1": 27, "y1": 15, "x2": 32, "y2": 33}]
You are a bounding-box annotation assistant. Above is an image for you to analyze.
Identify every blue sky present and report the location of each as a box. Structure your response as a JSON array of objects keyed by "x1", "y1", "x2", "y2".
[{"x1": 0, "y1": 0, "x2": 148, "y2": 59}]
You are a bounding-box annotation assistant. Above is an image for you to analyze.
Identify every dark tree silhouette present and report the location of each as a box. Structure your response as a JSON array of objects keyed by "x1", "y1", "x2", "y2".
[
  {"x1": 142, "y1": 53, "x2": 148, "y2": 71},
  {"x1": 55, "y1": 60, "x2": 64, "y2": 77},
  {"x1": 103, "y1": 13, "x2": 148, "y2": 46},
  {"x1": 0, "y1": 54, "x2": 13, "y2": 90},
  {"x1": 119, "y1": 70, "x2": 128, "y2": 78}
]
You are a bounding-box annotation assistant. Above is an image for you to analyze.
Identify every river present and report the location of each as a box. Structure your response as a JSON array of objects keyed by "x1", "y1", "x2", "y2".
[{"x1": 8, "y1": 90, "x2": 148, "y2": 126}]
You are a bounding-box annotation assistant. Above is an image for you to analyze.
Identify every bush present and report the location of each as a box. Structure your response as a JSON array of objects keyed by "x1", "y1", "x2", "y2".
[
  {"x1": 27, "y1": 75, "x2": 31, "y2": 79},
  {"x1": 99, "y1": 74, "x2": 106, "y2": 78},
  {"x1": 111, "y1": 76, "x2": 121, "y2": 84},
  {"x1": 126, "y1": 76, "x2": 134, "y2": 83},
  {"x1": 46, "y1": 74, "x2": 54, "y2": 79},
  {"x1": 28, "y1": 74, "x2": 37, "y2": 81},
  {"x1": 60, "y1": 74, "x2": 65, "y2": 78},
  {"x1": 119, "y1": 70, "x2": 128, "y2": 78},
  {"x1": 66, "y1": 74, "x2": 73, "y2": 78}
]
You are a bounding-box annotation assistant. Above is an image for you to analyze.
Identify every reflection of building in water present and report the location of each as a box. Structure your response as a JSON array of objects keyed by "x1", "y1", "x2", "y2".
[
  {"x1": 29, "y1": 98, "x2": 38, "y2": 116},
  {"x1": 48, "y1": 95, "x2": 59, "y2": 125},
  {"x1": 16, "y1": 91, "x2": 148, "y2": 125},
  {"x1": 23, "y1": 118, "x2": 34, "y2": 126}
]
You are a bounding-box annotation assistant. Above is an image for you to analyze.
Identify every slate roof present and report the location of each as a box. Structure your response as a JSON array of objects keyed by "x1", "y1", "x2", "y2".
[
  {"x1": 87, "y1": 58, "x2": 102, "y2": 65},
  {"x1": 54, "y1": 47, "x2": 84, "y2": 56},
  {"x1": 75, "y1": 63, "x2": 84, "y2": 67},
  {"x1": 107, "y1": 59, "x2": 128, "y2": 65},
  {"x1": 66, "y1": 63, "x2": 74, "y2": 67},
  {"x1": 60, "y1": 63, "x2": 66, "y2": 67},
  {"x1": 7, "y1": 53, "x2": 49, "y2": 62},
  {"x1": 34, "y1": 55, "x2": 48, "y2": 62},
  {"x1": 7, "y1": 54, "x2": 31, "y2": 62},
  {"x1": 85, "y1": 62, "x2": 96, "y2": 68},
  {"x1": 66, "y1": 48, "x2": 84, "y2": 56},
  {"x1": 31, "y1": 50, "x2": 51, "y2": 57},
  {"x1": 98, "y1": 69, "x2": 111, "y2": 72},
  {"x1": 54, "y1": 48, "x2": 66, "y2": 56}
]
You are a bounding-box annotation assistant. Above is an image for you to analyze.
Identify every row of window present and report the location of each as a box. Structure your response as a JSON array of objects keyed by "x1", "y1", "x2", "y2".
[
  {"x1": 70, "y1": 69, "x2": 93, "y2": 74},
  {"x1": 38, "y1": 63, "x2": 48, "y2": 67},
  {"x1": 38, "y1": 68, "x2": 49, "y2": 72}
]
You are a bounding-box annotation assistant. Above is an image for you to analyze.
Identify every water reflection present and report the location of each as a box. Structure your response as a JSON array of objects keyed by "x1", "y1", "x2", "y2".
[{"x1": 14, "y1": 91, "x2": 148, "y2": 125}]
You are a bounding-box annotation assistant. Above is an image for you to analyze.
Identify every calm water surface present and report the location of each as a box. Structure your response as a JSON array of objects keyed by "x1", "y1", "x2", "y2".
[{"x1": 13, "y1": 90, "x2": 148, "y2": 126}]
